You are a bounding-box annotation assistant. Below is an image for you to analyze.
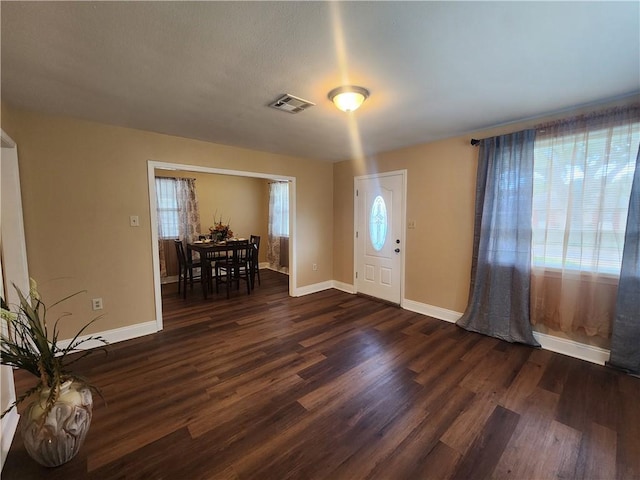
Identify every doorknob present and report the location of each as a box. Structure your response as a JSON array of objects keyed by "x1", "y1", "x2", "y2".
[{"x1": 394, "y1": 248, "x2": 400, "y2": 253}]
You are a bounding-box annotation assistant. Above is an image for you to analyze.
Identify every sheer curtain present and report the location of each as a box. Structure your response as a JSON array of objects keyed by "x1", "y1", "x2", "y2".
[
  {"x1": 457, "y1": 130, "x2": 540, "y2": 346},
  {"x1": 609, "y1": 145, "x2": 640, "y2": 374},
  {"x1": 531, "y1": 107, "x2": 640, "y2": 338},
  {"x1": 267, "y1": 181, "x2": 289, "y2": 272},
  {"x1": 155, "y1": 177, "x2": 201, "y2": 277}
]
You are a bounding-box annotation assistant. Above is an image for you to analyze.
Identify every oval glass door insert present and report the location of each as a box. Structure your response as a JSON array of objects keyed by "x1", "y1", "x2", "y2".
[{"x1": 369, "y1": 195, "x2": 388, "y2": 251}]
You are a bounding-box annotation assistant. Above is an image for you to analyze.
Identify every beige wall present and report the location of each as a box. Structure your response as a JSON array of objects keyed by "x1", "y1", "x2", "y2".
[
  {"x1": 155, "y1": 170, "x2": 269, "y2": 263},
  {"x1": 333, "y1": 96, "x2": 640, "y2": 349},
  {"x1": 333, "y1": 137, "x2": 477, "y2": 312},
  {"x1": 0, "y1": 106, "x2": 333, "y2": 339},
  {"x1": 3, "y1": 96, "x2": 637, "y2": 347}
]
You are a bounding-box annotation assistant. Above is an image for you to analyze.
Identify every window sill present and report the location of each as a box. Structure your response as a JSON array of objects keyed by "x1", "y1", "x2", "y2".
[{"x1": 531, "y1": 267, "x2": 619, "y2": 285}]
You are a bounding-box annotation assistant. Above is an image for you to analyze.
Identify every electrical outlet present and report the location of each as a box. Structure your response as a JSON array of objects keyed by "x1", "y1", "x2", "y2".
[
  {"x1": 92, "y1": 298, "x2": 103, "y2": 311},
  {"x1": 312, "y1": 263, "x2": 318, "y2": 271},
  {"x1": 130, "y1": 215, "x2": 140, "y2": 227},
  {"x1": 408, "y1": 219, "x2": 416, "y2": 229}
]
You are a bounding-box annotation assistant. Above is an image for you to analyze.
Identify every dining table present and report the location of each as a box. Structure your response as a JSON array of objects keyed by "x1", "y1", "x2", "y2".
[{"x1": 187, "y1": 239, "x2": 251, "y2": 299}]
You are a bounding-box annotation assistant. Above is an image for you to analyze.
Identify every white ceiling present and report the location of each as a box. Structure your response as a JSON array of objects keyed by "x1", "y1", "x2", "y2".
[{"x1": 2, "y1": 1, "x2": 639, "y2": 162}]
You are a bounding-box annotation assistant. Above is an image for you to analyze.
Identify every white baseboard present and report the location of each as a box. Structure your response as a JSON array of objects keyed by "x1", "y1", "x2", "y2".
[
  {"x1": 265, "y1": 265, "x2": 289, "y2": 274},
  {"x1": 161, "y1": 275, "x2": 178, "y2": 285},
  {"x1": 332, "y1": 281, "x2": 355, "y2": 294},
  {"x1": 1, "y1": 320, "x2": 157, "y2": 469},
  {"x1": 402, "y1": 299, "x2": 461, "y2": 323},
  {"x1": 66, "y1": 285, "x2": 609, "y2": 367},
  {"x1": 56, "y1": 320, "x2": 159, "y2": 352},
  {"x1": 294, "y1": 280, "x2": 357, "y2": 297},
  {"x1": 1, "y1": 408, "x2": 19, "y2": 472},
  {"x1": 403, "y1": 296, "x2": 613, "y2": 366},
  {"x1": 400, "y1": 298, "x2": 610, "y2": 366},
  {"x1": 293, "y1": 280, "x2": 334, "y2": 297},
  {"x1": 300, "y1": 284, "x2": 611, "y2": 366},
  {"x1": 532, "y1": 331, "x2": 610, "y2": 366}
]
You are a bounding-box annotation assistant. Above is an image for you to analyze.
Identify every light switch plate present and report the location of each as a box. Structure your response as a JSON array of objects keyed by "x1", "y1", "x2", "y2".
[{"x1": 130, "y1": 215, "x2": 140, "y2": 227}]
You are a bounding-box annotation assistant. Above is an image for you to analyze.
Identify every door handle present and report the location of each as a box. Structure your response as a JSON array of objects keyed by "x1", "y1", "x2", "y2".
[{"x1": 394, "y1": 248, "x2": 400, "y2": 253}]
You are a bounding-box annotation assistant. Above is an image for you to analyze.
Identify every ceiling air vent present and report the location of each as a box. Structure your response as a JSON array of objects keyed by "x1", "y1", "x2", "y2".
[{"x1": 268, "y1": 94, "x2": 315, "y2": 114}]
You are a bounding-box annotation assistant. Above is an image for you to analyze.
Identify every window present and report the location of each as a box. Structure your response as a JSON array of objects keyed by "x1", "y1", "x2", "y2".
[
  {"x1": 532, "y1": 121, "x2": 640, "y2": 276},
  {"x1": 155, "y1": 177, "x2": 180, "y2": 239},
  {"x1": 369, "y1": 195, "x2": 387, "y2": 251}
]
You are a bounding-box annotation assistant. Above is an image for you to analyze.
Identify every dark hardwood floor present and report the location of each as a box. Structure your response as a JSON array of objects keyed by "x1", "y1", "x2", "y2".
[{"x1": 4, "y1": 270, "x2": 639, "y2": 479}]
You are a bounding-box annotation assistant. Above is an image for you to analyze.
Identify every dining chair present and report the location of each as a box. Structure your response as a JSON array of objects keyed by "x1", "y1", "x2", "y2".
[
  {"x1": 174, "y1": 240, "x2": 202, "y2": 299},
  {"x1": 249, "y1": 234, "x2": 261, "y2": 287},
  {"x1": 214, "y1": 241, "x2": 252, "y2": 298},
  {"x1": 204, "y1": 247, "x2": 228, "y2": 293}
]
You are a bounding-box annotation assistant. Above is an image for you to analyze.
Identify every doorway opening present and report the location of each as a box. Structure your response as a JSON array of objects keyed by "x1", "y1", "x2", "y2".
[{"x1": 147, "y1": 160, "x2": 296, "y2": 331}]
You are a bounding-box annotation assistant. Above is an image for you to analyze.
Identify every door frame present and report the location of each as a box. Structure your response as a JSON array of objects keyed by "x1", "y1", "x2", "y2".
[
  {"x1": 353, "y1": 169, "x2": 407, "y2": 306},
  {"x1": 147, "y1": 160, "x2": 296, "y2": 331},
  {"x1": 0, "y1": 130, "x2": 30, "y2": 301},
  {"x1": 1, "y1": 129, "x2": 27, "y2": 471}
]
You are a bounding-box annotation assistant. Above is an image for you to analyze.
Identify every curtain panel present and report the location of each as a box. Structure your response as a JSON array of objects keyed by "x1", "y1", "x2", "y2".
[
  {"x1": 457, "y1": 130, "x2": 540, "y2": 346},
  {"x1": 609, "y1": 145, "x2": 640, "y2": 374},
  {"x1": 267, "y1": 181, "x2": 289, "y2": 272},
  {"x1": 175, "y1": 178, "x2": 201, "y2": 244}
]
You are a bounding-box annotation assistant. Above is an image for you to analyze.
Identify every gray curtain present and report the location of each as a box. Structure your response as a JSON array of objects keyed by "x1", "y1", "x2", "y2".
[
  {"x1": 457, "y1": 130, "x2": 540, "y2": 346},
  {"x1": 608, "y1": 146, "x2": 640, "y2": 374}
]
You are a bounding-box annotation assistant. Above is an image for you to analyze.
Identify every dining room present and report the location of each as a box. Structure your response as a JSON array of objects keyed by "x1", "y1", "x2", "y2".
[{"x1": 154, "y1": 167, "x2": 290, "y2": 302}]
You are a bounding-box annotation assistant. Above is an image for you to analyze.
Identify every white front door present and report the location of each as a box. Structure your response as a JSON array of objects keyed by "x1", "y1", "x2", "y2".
[{"x1": 355, "y1": 171, "x2": 405, "y2": 304}]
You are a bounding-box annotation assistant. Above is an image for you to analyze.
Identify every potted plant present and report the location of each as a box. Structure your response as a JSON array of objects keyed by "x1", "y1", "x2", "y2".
[{"x1": 0, "y1": 279, "x2": 108, "y2": 467}]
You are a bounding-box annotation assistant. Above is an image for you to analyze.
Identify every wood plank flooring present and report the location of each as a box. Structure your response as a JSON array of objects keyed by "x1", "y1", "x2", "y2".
[{"x1": 3, "y1": 270, "x2": 639, "y2": 479}]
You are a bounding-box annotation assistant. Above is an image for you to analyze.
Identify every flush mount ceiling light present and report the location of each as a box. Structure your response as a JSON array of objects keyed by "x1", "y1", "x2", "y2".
[{"x1": 328, "y1": 85, "x2": 369, "y2": 112}]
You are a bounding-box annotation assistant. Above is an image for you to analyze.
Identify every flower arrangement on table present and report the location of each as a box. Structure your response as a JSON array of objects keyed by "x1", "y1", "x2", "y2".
[{"x1": 209, "y1": 215, "x2": 233, "y2": 242}]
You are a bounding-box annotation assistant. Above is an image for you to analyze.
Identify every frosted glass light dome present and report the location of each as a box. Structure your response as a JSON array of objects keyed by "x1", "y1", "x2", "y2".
[{"x1": 328, "y1": 86, "x2": 369, "y2": 112}]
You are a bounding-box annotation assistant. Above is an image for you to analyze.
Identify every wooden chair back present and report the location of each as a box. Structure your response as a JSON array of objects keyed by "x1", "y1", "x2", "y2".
[{"x1": 174, "y1": 240, "x2": 187, "y2": 266}]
